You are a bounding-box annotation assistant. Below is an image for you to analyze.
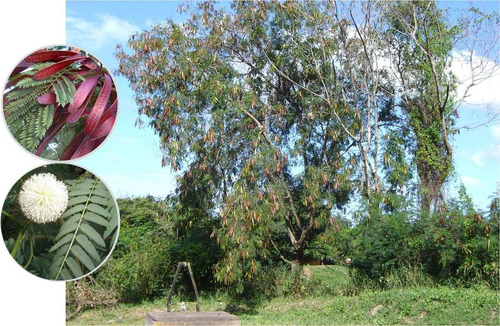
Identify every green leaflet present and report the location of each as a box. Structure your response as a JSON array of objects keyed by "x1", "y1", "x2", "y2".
[
  {"x1": 83, "y1": 212, "x2": 109, "y2": 227},
  {"x1": 50, "y1": 256, "x2": 64, "y2": 277},
  {"x1": 16, "y1": 105, "x2": 54, "y2": 152},
  {"x1": 54, "y1": 218, "x2": 78, "y2": 241},
  {"x1": 104, "y1": 198, "x2": 119, "y2": 240},
  {"x1": 53, "y1": 76, "x2": 76, "y2": 107},
  {"x1": 50, "y1": 177, "x2": 114, "y2": 280},
  {"x1": 49, "y1": 244, "x2": 69, "y2": 279},
  {"x1": 62, "y1": 204, "x2": 85, "y2": 219},
  {"x1": 66, "y1": 256, "x2": 83, "y2": 278},
  {"x1": 75, "y1": 234, "x2": 101, "y2": 261},
  {"x1": 49, "y1": 234, "x2": 73, "y2": 252},
  {"x1": 4, "y1": 62, "x2": 76, "y2": 155},
  {"x1": 87, "y1": 203, "x2": 110, "y2": 218},
  {"x1": 67, "y1": 195, "x2": 89, "y2": 206},
  {"x1": 60, "y1": 268, "x2": 72, "y2": 280},
  {"x1": 80, "y1": 223, "x2": 106, "y2": 247},
  {"x1": 71, "y1": 245, "x2": 96, "y2": 271},
  {"x1": 89, "y1": 195, "x2": 110, "y2": 207},
  {"x1": 104, "y1": 212, "x2": 118, "y2": 239}
]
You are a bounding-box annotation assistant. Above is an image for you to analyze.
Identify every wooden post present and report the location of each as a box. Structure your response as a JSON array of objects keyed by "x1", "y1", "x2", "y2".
[
  {"x1": 166, "y1": 262, "x2": 200, "y2": 312},
  {"x1": 187, "y1": 262, "x2": 200, "y2": 312},
  {"x1": 166, "y1": 262, "x2": 183, "y2": 312}
]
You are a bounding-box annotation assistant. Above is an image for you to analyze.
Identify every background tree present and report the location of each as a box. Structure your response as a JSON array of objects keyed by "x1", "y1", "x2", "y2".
[{"x1": 383, "y1": 1, "x2": 499, "y2": 212}]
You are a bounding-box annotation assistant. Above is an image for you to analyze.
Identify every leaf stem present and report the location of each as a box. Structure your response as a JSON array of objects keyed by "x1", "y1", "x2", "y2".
[
  {"x1": 54, "y1": 177, "x2": 98, "y2": 280},
  {"x1": 2, "y1": 210, "x2": 23, "y2": 225},
  {"x1": 11, "y1": 226, "x2": 25, "y2": 258},
  {"x1": 23, "y1": 236, "x2": 34, "y2": 269}
]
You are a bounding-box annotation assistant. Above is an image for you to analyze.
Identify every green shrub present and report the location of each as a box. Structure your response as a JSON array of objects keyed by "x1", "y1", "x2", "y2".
[
  {"x1": 98, "y1": 238, "x2": 172, "y2": 302},
  {"x1": 350, "y1": 206, "x2": 416, "y2": 282},
  {"x1": 349, "y1": 189, "x2": 499, "y2": 289}
]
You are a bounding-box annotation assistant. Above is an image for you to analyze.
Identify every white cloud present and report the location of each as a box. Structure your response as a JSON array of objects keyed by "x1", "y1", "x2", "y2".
[
  {"x1": 469, "y1": 152, "x2": 484, "y2": 166},
  {"x1": 451, "y1": 50, "x2": 500, "y2": 109},
  {"x1": 460, "y1": 176, "x2": 483, "y2": 187},
  {"x1": 468, "y1": 143, "x2": 500, "y2": 167},
  {"x1": 67, "y1": 13, "x2": 140, "y2": 51}
]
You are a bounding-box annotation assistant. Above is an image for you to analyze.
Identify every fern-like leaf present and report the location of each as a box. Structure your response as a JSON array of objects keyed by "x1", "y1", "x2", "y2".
[
  {"x1": 15, "y1": 76, "x2": 52, "y2": 88},
  {"x1": 21, "y1": 62, "x2": 52, "y2": 76},
  {"x1": 17, "y1": 105, "x2": 54, "y2": 152},
  {"x1": 53, "y1": 75, "x2": 76, "y2": 106},
  {"x1": 49, "y1": 177, "x2": 115, "y2": 280}
]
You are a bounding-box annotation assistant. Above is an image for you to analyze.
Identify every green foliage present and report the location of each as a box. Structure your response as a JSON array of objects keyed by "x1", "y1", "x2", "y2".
[
  {"x1": 384, "y1": 1, "x2": 459, "y2": 211},
  {"x1": 98, "y1": 238, "x2": 172, "y2": 302},
  {"x1": 50, "y1": 177, "x2": 117, "y2": 280},
  {"x1": 94, "y1": 197, "x2": 170, "y2": 302},
  {"x1": 110, "y1": 197, "x2": 161, "y2": 258},
  {"x1": 5, "y1": 69, "x2": 76, "y2": 153},
  {"x1": 349, "y1": 189, "x2": 499, "y2": 289},
  {"x1": 91, "y1": 196, "x2": 222, "y2": 303},
  {"x1": 55, "y1": 75, "x2": 77, "y2": 106},
  {"x1": 115, "y1": 0, "x2": 499, "y2": 287},
  {"x1": 351, "y1": 202, "x2": 417, "y2": 282},
  {"x1": 18, "y1": 105, "x2": 55, "y2": 152},
  {"x1": 305, "y1": 216, "x2": 352, "y2": 264}
]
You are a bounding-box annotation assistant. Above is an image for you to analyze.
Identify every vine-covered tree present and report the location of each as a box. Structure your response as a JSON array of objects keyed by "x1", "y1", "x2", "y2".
[{"x1": 116, "y1": 0, "x2": 499, "y2": 284}]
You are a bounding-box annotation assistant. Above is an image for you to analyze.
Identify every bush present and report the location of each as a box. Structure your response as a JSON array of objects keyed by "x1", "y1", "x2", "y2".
[
  {"x1": 349, "y1": 190, "x2": 499, "y2": 289},
  {"x1": 98, "y1": 238, "x2": 172, "y2": 302},
  {"x1": 350, "y1": 207, "x2": 416, "y2": 282}
]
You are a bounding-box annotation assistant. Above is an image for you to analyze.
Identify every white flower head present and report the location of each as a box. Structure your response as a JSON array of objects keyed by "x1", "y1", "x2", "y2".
[{"x1": 19, "y1": 173, "x2": 68, "y2": 224}]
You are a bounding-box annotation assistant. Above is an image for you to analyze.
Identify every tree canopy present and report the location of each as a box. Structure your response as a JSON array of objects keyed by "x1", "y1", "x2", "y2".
[{"x1": 116, "y1": 0, "x2": 499, "y2": 284}]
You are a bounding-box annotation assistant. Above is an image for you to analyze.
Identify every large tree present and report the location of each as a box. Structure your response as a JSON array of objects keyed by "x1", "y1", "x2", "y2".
[
  {"x1": 117, "y1": 1, "x2": 360, "y2": 282},
  {"x1": 116, "y1": 0, "x2": 498, "y2": 283}
]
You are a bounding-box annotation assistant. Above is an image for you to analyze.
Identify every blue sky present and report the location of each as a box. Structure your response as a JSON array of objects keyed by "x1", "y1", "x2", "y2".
[{"x1": 66, "y1": 1, "x2": 499, "y2": 211}]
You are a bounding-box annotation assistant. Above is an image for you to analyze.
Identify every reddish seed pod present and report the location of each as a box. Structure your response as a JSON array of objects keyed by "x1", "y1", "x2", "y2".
[
  {"x1": 34, "y1": 55, "x2": 86, "y2": 80},
  {"x1": 35, "y1": 114, "x2": 69, "y2": 156},
  {"x1": 81, "y1": 58, "x2": 99, "y2": 70},
  {"x1": 24, "y1": 50, "x2": 76, "y2": 63},
  {"x1": 89, "y1": 113, "x2": 116, "y2": 141},
  {"x1": 9, "y1": 60, "x2": 31, "y2": 78},
  {"x1": 84, "y1": 74, "x2": 112, "y2": 135},
  {"x1": 67, "y1": 91, "x2": 93, "y2": 123},
  {"x1": 60, "y1": 131, "x2": 86, "y2": 160},
  {"x1": 71, "y1": 136, "x2": 95, "y2": 159},
  {"x1": 98, "y1": 97, "x2": 118, "y2": 124},
  {"x1": 37, "y1": 92, "x2": 57, "y2": 105},
  {"x1": 68, "y1": 75, "x2": 99, "y2": 112}
]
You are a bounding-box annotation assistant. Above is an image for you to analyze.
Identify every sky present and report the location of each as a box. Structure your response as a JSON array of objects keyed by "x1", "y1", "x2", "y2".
[{"x1": 66, "y1": 0, "x2": 499, "y2": 211}]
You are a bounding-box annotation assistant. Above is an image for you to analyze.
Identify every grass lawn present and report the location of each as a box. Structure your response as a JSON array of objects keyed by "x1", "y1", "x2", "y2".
[
  {"x1": 68, "y1": 287, "x2": 499, "y2": 325},
  {"x1": 305, "y1": 265, "x2": 350, "y2": 284},
  {"x1": 237, "y1": 286, "x2": 499, "y2": 325},
  {"x1": 67, "y1": 266, "x2": 499, "y2": 325}
]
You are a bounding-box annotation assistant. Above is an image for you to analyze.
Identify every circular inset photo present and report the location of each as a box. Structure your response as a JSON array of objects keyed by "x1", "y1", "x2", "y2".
[
  {"x1": 2, "y1": 45, "x2": 117, "y2": 160},
  {"x1": 1, "y1": 164, "x2": 119, "y2": 281}
]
